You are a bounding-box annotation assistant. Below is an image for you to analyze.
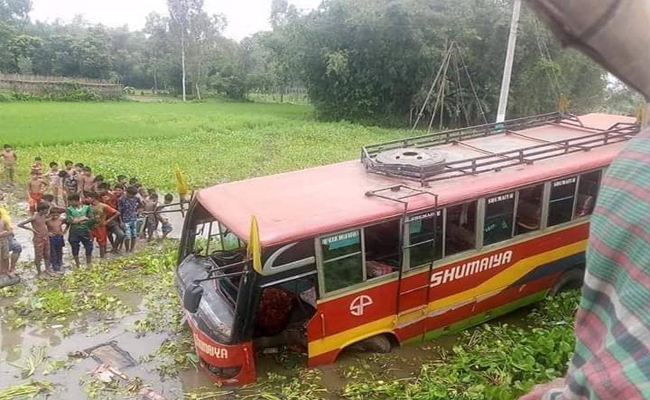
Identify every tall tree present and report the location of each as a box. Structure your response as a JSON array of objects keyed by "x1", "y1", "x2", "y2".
[
  {"x1": 167, "y1": 0, "x2": 192, "y2": 101},
  {"x1": 144, "y1": 12, "x2": 170, "y2": 92}
]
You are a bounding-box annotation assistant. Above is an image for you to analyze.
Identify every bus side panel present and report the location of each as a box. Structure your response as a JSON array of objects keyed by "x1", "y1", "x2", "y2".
[
  {"x1": 307, "y1": 280, "x2": 399, "y2": 366},
  {"x1": 307, "y1": 223, "x2": 589, "y2": 365},
  {"x1": 420, "y1": 223, "x2": 589, "y2": 339}
]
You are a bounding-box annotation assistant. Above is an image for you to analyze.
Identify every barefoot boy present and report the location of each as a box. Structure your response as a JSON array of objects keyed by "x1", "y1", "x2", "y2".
[
  {"x1": 49, "y1": 162, "x2": 62, "y2": 206},
  {"x1": 118, "y1": 186, "x2": 142, "y2": 253},
  {"x1": 27, "y1": 170, "x2": 49, "y2": 216},
  {"x1": 88, "y1": 192, "x2": 120, "y2": 259},
  {"x1": 18, "y1": 202, "x2": 53, "y2": 277},
  {"x1": 143, "y1": 193, "x2": 159, "y2": 241},
  {"x1": 1, "y1": 144, "x2": 17, "y2": 185},
  {"x1": 47, "y1": 208, "x2": 68, "y2": 273},
  {"x1": 66, "y1": 194, "x2": 94, "y2": 267}
]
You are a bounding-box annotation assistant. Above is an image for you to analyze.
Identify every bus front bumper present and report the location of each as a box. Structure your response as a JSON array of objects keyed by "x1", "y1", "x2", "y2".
[{"x1": 187, "y1": 316, "x2": 256, "y2": 385}]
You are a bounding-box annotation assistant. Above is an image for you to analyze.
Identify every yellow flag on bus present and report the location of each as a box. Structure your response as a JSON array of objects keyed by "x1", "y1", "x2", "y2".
[
  {"x1": 174, "y1": 164, "x2": 189, "y2": 197},
  {"x1": 247, "y1": 216, "x2": 262, "y2": 274}
]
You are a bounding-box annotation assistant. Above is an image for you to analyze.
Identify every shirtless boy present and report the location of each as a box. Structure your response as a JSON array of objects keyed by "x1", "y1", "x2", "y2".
[
  {"x1": 49, "y1": 161, "x2": 62, "y2": 206},
  {"x1": 143, "y1": 193, "x2": 159, "y2": 241},
  {"x1": 18, "y1": 202, "x2": 53, "y2": 277},
  {"x1": 27, "y1": 170, "x2": 49, "y2": 216},
  {"x1": 47, "y1": 209, "x2": 68, "y2": 273},
  {"x1": 79, "y1": 166, "x2": 96, "y2": 198},
  {"x1": 32, "y1": 157, "x2": 43, "y2": 173},
  {"x1": 1, "y1": 144, "x2": 17, "y2": 185}
]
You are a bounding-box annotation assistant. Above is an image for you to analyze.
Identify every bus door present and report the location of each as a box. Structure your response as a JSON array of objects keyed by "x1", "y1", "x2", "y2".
[{"x1": 396, "y1": 210, "x2": 442, "y2": 341}]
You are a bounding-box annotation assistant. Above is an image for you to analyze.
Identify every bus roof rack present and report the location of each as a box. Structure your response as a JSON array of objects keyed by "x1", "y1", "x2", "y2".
[{"x1": 361, "y1": 112, "x2": 641, "y2": 187}]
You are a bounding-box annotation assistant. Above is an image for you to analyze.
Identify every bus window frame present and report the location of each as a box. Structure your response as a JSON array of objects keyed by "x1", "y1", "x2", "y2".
[
  {"x1": 572, "y1": 168, "x2": 604, "y2": 220},
  {"x1": 316, "y1": 222, "x2": 400, "y2": 299},
  {"x1": 403, "y1": 209, "x2": 445, "y2": 271},
  {"x1": 481, "y1": 191, "x2": 517, "y2": 247},
  {"x1": 546, "y1": 175, "x2": 579, "y2": 228},
  {"x1": 261, "y1": 242, "x2": 316, "y2": 276},
  {"x1": 407, "y1": 200, "x2": 481, "y2": 271}
]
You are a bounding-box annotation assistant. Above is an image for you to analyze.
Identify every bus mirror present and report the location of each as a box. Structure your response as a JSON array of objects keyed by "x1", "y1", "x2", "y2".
[{"x1": 184, "y1": 282, "x2": 204, "y2": 313}]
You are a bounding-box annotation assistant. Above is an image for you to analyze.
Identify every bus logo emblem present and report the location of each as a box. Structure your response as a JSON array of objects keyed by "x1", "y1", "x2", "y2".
[{"x1": 350, "y1": 295, "x2": 373, "y2": 316}]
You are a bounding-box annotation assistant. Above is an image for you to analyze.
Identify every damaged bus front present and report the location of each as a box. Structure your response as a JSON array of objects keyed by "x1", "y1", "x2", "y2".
[{"x1": 175, "y1": 200, "x2": 258, "y2": 385}]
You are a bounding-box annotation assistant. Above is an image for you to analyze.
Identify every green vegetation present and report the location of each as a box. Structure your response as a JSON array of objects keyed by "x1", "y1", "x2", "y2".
[
  {"x1": 0, "y1": 381, "x2": 54, "y2": 400},
  {"x1": 343, "y1": 296, "x2": 578, "y2": 400},
  {"x1": 0, "y1": 101, "x2": 407, "y2": 190}
]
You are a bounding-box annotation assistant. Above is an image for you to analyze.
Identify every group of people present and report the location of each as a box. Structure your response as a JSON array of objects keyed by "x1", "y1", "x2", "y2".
[{"x1": 1, "y1": 144, "x2": 177, "y2": 279}]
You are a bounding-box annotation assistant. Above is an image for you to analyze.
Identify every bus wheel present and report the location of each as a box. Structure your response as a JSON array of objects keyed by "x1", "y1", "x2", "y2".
[
  {"x1": 550, "y1": 268, "x2": 585, "y2": 296},
  {"x1": 351, "y1": 334, "x2": 393, "y2": 354}
]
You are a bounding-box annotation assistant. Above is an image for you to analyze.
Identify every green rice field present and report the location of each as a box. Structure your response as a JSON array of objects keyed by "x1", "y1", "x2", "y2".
[{"x1": 0, "y1": 101, "x2": 408, "y2": 191}]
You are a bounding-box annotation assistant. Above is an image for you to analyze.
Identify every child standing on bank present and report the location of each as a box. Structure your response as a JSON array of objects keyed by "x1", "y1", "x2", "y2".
[
  {"x1": 157, "y1": 194, "x2": 175, "y2": 240},
  {"x1": 143, "y1": 193, "x2": 159, "y2": 241},
  {"x1": 49, "y1": 162, "x2": 62, "y2": 206},
  {"x1": 18, "y1": 202, "x2": 53, "y2": 277},
  {"x1": 32, "y1": 157, "x2": 43, "y2": 173},
  {"x1": 79, "y1": 167, "x2": 96, "y2": 198},
  {"x1": 88, "y1": 192, "x2": 120, "y2": 259},
  {"x1": 47, "y1": 208, "x2": 68, "y2": 273},
  {"x1": 1, "y1": 144, "x2": 17, "y2": 185},
  {"x1": 118, "y1": 186, "x2": 142, "y2": 253},
  {"x1": 27, "y1": 170, "x2": 49, "y2": 216},
  {"x1": 66, "y1": 194, "x2": 94, "y2": 268}
]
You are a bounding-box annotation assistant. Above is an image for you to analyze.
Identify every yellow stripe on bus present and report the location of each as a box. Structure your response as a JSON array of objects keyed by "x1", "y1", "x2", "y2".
[
  {"x1": 308, "y1": 240, "x2": 587, "y2": 358},
  {"x1": 308, "y1": 315, "x2": 396, "y2": 358}
]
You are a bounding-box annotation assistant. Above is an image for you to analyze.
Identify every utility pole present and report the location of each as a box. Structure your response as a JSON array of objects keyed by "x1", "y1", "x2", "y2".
[{"x1": 496, "y1": 0, "x2": 522, "y2": 123}]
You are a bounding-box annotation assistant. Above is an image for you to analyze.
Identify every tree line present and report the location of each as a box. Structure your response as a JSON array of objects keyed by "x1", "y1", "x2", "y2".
[{"x1": 0, "y1": 0, "x2": 641, "y2": 124}]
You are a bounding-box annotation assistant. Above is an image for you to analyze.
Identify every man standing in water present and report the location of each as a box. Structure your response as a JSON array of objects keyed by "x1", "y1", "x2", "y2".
[{"x1": 66, "y1": 194, "x2": 94, "y2": 268}]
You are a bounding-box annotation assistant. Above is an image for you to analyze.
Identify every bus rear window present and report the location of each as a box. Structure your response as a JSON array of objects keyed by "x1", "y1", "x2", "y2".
[{"x1": 321, "y1": 230, "x2": 363, "y2": 292}]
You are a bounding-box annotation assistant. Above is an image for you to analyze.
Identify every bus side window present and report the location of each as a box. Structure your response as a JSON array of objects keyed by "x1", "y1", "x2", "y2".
[
  {"x1": 483, "y1": 192, "x2": 515, "y2": 246},
  {"x1": 407, "y1": 212, "x2": 442, "y2": 269},
  {"x1": 515, "y1": 184, "x2": 543, "y2": 235},
  {"x1": 321, "y1": 230, "x2": 363, "y2": 292},
  {"x1": 364, "y1": 220, "x2": 400, "y2": 278},
  {"x1": 548, "y1": 176, "x2": 577, "y2": 227},
  {"x1": 445, "y1": 201, "x2": 477, "y2": 256},
  {"x1": 575, "y1": 170, "x2": 602, "y2": 218}
]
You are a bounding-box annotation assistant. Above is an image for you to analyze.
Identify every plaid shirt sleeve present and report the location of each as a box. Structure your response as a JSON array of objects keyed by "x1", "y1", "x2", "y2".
[{"x1": 535, "y1": 129, "x2": 650, "y2": 400}]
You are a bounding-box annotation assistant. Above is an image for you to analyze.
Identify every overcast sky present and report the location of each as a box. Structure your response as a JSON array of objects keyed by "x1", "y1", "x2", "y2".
[{"x1": 31, "y1": 0, "x2": 321, "y2": 41}]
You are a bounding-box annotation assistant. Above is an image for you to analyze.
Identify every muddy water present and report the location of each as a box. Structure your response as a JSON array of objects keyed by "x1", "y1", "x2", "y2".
[
  {"x1": 0, "y1": 290, "x2": 211, "y2": 400},
  {"x1": 1, "y1": 286, "x2": 535, "y2": 400}
]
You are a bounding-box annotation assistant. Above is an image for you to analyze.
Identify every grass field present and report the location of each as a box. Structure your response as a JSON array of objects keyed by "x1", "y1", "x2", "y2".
[{"x1": 0, "y1": 101, "x2": 408, "y2": 191}]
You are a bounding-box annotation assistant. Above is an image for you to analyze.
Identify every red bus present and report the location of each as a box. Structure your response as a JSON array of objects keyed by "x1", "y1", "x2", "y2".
[{"x1": 175, "y1": 112, "x2": 640, "y2": 385}]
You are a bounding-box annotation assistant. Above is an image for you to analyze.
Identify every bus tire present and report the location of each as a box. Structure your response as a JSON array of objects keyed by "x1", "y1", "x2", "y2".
[
  {"x1": 352, "y1": 334, "x2": 392, "y2": 354},
  {"x1": 550, "y1": 268, "x2": 585, "y2": 296}
]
